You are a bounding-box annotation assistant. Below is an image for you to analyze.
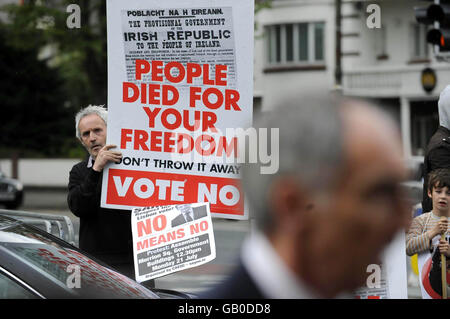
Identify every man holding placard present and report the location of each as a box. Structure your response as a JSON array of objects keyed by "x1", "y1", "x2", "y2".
[
  {"x1": 202, "y1": 95, "x2": 411, "y2": 298},
  {"x1": 171, "y1": 204, "x2": 208, "y2": 227},
  {"x1": 67, "y1": 105, "x2": 135, "y2": 279}
]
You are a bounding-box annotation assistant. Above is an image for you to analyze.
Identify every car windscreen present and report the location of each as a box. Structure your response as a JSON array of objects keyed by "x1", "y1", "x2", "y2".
[{"x1": 0, "y1": 221, "x2": 158, "y2": 298}]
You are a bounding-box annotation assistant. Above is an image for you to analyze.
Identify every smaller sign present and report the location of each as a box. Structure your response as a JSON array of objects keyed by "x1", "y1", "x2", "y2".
[
  {"x1": 421, "y1": 67, "x2": 437, "y2": 94},
  {"x1": 131, "y1": 203, "x2": 216, "y2": 283}
]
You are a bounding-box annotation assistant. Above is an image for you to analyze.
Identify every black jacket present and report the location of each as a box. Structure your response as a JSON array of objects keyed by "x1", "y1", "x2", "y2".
[
  {"x1": 67, "y1": 158, "x2": 133, "y2": 272},
  {"x1": 422, "y1": 126, "x2": 450, "y2": 213}
]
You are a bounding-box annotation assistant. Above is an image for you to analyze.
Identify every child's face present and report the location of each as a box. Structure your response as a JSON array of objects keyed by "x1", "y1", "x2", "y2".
[{"x1": 428, "y1": 185, "x2": 450, "y2": 214}]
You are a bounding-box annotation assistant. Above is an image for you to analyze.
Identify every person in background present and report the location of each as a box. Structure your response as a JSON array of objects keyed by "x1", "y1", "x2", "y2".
[
  {"x1": 422, "y1": 85, "x2": 450, "y2": 214},
  {"x1": 407, "y1": 168, "x2": 449, "y2": 298},
  {"x1": 201, "y1": 94, "x2": 411, "y2": 299}
]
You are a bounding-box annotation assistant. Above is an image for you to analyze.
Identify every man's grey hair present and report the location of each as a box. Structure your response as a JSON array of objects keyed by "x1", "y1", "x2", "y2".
[
  {"x1": 75, "y1": 105, "x2": 108, "y2": 140},
  {"x1": 240, "y1": 93, "x2": 345, "y2": 231},
  {"x1": 438, "y1": 85, "x2": 450, "y2": 130}
]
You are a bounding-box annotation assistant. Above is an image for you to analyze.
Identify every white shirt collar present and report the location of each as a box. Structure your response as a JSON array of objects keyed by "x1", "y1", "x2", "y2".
[
  {"x1": 241, "y1": 230, "x2": 322, "y2": 299},
  {"x1": 87, "y1": 156, "x2": 94, "y2": 168}
]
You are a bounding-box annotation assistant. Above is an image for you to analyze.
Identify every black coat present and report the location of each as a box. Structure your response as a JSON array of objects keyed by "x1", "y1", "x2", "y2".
[
  {"x1": 199, "y1": 259, "x2": 265, "y2": 299},
  {"x1": 67, "y1": 158, "x2": 133, "y2": 276},
  {"x1": 422, "y1": 126, "x2": 450, "y2": 213}
]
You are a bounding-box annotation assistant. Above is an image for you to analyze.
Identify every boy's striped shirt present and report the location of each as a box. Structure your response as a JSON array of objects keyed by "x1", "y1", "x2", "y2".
[{"x1": 406, "y1": 212, "x2": 449, "y2": 256}]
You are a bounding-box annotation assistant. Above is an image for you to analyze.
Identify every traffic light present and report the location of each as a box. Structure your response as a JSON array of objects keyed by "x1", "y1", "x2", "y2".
[{"x1": 414, "y1": 0, "x2": 450, "y2": 55}]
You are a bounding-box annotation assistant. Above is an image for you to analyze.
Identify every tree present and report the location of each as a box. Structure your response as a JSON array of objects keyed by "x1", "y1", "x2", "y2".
[
  {"x1": 1, "y1": 0, "x2": 107, "y2": 109},
  {"x1": 0, "y1": 0, "x2": 273, "y2": 158},
  {"x1": 0, "y1": 26, "x2": 72, "y2": 157}
]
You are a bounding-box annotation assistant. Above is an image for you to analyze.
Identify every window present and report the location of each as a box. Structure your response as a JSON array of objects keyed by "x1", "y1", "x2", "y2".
[
  {"x1": 410, "y1": 23, "x2": 428, "y2": 60},
  {"x1": 0, "y1": 271, "x2": 37, "y2": 299},
  {"x1": 0, "y1": 222, "x2": 157, "y2": 298},
  {"x1": 375, "y1": 24, "x2": 388, "y2": 59},
  {"x1": 265, "y1": 22, "x2": 325, "y2": 66}
]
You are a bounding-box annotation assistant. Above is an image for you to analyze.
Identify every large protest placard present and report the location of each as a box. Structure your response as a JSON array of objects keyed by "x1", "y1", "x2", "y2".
[
  {"x1": 103, "y1": 0, "x2": 254, "y2": 219},
  {"x1": 131, "y1": 203, "x2": 216, "y2": 282}
]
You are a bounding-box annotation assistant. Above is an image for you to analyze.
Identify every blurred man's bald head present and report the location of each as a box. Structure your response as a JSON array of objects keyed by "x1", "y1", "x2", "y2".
[{"x1": 240, "y1": 94, "x2": 410, "y2": 297}]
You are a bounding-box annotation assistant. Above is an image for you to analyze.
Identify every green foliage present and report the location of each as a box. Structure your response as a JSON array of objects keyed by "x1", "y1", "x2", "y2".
[
  {"x1": 0, "y1": 23, "x2": 75, "y2": 158},
  {"x1": 254, "y1": 0, "x2": 272, "y2": 33},
  {"x1": 0, "y1": 0, "x2": 107, "y2": 158}
]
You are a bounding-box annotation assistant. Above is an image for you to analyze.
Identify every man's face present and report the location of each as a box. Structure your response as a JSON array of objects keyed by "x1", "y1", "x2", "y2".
[
  {"x1": 428, "y1": 184, "x2": 450, "y2": 215},
  {"x1": 300, "y1": 107, "x2": 411, "y2": 296},
  {"x1": 177, "y1": 204, "x2": 194, "y2": 216},
  {"x1": 78, "y1": 114, "x2": 107, "y2": 159}
]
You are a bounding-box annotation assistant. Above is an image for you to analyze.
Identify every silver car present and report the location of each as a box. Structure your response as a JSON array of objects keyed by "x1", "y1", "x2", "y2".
[{"x1": 0, "y1": 214, "x2": 190, "y2": 299}]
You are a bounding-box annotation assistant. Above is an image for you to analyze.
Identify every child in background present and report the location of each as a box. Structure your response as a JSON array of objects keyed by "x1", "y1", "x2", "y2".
[
  {"x1": 406, "y1": 168, "x2": 449, "y2": 257},
  {"x1": 406, "y1": 168, "x2": 450, "y2": 298}
]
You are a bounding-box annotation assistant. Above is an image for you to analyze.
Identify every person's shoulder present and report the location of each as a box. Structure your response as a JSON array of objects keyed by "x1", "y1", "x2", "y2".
[
  {"x1": 171, "y1": 214, "x2": 185, "y2": 226},
  {"x1": 194, "y1": 205, "x2": 208, "y2": 216},
  {"x1": 69, "y1": 159, "x2": 90, "y2": 175},
  {"x1": 72, "y1": 158, "x2": 88, "y2": 169}
]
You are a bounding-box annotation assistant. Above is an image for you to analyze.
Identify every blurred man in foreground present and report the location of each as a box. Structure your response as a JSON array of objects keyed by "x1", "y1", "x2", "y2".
[
  {"x1": 422, "y1": 85, "x2": 450, "y2": 214},
  {"x1": 202, "y1": 95, "x2": 411, "y2": 298}
]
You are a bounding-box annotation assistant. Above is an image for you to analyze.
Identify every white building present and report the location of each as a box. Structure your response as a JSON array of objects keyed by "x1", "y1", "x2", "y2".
[{"x1": 254, "y1": 0, "x2": 450, "y2": 160}]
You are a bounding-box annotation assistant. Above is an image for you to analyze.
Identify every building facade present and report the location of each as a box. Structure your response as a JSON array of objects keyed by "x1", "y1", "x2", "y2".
[{"x1": 254, "y1": 0, "x2": 450, "y2": 161}]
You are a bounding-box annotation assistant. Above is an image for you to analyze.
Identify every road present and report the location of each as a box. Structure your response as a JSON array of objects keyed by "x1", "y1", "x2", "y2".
[{"x1": 2, "y1": 187, "x2": 422, "y2": 298}]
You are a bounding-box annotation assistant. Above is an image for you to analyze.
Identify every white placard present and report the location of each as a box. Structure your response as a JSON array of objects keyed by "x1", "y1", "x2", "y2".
[
  {"x1": 353, "y1": 231, "x2": 408, "y2": 299},
  {"x1": 102, "y1": 0, "x2": 254, "y2": 220},
  {"x1": 131, "y1": 202, "x2": 216, "y2": 282}
]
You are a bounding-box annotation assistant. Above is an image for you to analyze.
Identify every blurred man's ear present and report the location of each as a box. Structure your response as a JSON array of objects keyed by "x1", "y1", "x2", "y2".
[
  {"x1": 428, "y1": 188, "x2": 432, "y2": 199},
  {"x1": 305, "y1": 202, "x2": 314, "y2": 212},
  {"x1": 268, "y1": 177, "x2": 310, "y2": 229}
]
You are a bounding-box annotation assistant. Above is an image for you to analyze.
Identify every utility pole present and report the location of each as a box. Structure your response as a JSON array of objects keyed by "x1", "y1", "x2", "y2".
[
  {"x1": 335, "y1": 0, "x2": 342, "y2": 89},
  {"x1": 11, "y1": 152, "x2": 18, "y2": 179}
]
